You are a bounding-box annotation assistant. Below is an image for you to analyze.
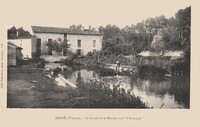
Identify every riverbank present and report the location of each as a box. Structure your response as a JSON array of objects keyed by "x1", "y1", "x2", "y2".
[
  {"x1": 69, "y1": 53, "x2": 190, "y2": 79},
  {"x1": 70, "y1": 53, "x2": 133, "y2": 67},
  {"x1": 67, "y1": 54, "x2": 139, "y2": 76},
  {"x1": 7, "y1": 67, "x2": 148, "y2": 108}
]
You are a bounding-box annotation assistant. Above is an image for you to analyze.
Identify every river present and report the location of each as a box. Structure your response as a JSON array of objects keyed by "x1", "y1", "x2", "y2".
[{"x1": 44, "y1": 63, "x2": 190, "y2": 109}]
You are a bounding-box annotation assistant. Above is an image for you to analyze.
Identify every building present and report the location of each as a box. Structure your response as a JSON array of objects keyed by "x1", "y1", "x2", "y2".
[
  {"x1": 7, "y1": 26, "x2": 36, "y2": 59},
  {"x1": 31, "y1": 26, "x2": 102, "y2": 57},
  {"x1": 8, "y1": 41, "x2": 23, "y2": 66},
  {"x1": 8, "y1": 37, "x2": 36, "y2": 59}
]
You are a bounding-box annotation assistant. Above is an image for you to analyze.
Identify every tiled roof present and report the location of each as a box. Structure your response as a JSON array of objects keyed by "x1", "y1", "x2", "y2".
[
  {"x1": 138, "y1": 50, "x2": 184, "y2": 57},
  {"x1": 8, "y1": 36, "x2": 33, "y2": 40},
  {"x1": 32, "y1": 26, "x2": 102, "y2": 35},
  {"x1": 8, "y1": 41, "x2": 23, "y2": 49}
]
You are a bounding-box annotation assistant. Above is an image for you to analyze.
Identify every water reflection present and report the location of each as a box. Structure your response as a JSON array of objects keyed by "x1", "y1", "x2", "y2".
[
  {"x1": 44, "y1": 63, "x2": 190, "y2": 109},
  {"x1": 68, "y1": 69, "x2": 99, "y2": 85},
  {"x1": 131, "y1": 78, "x2": 189, "y2": 108}
]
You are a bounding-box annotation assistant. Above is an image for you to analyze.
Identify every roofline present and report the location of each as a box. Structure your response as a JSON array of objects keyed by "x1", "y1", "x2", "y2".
[
  {"x1": 65, "y1": 33, "x2": 102, "y2": 36},
  {"x1": 7, "y1": 35, "x2": 35, "y2": 40},
  {"x1": 31, "y1": 26, "x2": 102, "y2": 36},
  {"x1": 8, "y1": 41, "x2": 23, "y2": 49},
  {"x1": 16, "y1": 47, "x2": 23, "y2": 50},
  {"x1": 33, "y1": 31, "x2": 102, "y2": 36},
  {"x1": 8, "y1": 37, "x2": 33, "y2": 40}
]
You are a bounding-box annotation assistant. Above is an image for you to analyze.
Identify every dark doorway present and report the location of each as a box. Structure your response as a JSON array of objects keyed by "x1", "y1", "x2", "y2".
[
  {"x1": 77, "y1": 49, "x2": 81, "y2": 56},
  {"x1": 36, "y1": 38, "x2": 41, "y2": 57},
  {"x1": 63, "y1": 34, "x2": 68, "y2": 56},
  {"x1": 48, "y1": 39, "x2": 52, "y2": 55},
  {"x1": 63, "y1": 48, "x2": 67, "y2": 56}
]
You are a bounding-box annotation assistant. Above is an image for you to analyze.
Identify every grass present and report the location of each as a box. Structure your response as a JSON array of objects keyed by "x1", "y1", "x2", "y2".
[{"x1": 7, "y1": 68, "x2": 148, "y2": 108}]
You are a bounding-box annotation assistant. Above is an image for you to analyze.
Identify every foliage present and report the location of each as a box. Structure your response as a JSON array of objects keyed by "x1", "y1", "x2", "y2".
[
  {"x1": 7, "y1": 26, "x2": 32, "y2": 39},
  {"x1": 73, "y1": 81, "x2": 148, "y2": 108},
  {"x1": 73, "y1": 50, "x2": 133, "y2": 67},
  {"x1": 69, "y1": 24, "x2": 85, "y2": 29},
  {"x1": 176, "y1": 6, "x2": 191, "y2": 51},
  {"x1": 98, "y1": 6, "x2": 191, "y2": 56},
  {"x1": 45, "y1": 38, "x2": 70, "y2": 54},
  {"x1": 150, "y1": 29, "x2": 165, "y2": 52}
]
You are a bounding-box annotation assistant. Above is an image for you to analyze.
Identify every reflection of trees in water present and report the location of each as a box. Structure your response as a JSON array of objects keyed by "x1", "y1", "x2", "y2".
[
  {"x1": 132, "y1": 78, "x2": 171, "y2": 98},
  {"x1": 138, "y1": 65, "x2": 169, "y2": 81},
  {"x1": 130, "y1": 76, "x2": 190, "y2": 108},
  {"x1": 46, "y1": 64, "x2": 189, "y2": 108},
  {"x1": 95, "y1": 67, "x2": 116, "y2": 77},
  {"x1": 169, "y1": 78, "x2": 190, "y2": 108}
]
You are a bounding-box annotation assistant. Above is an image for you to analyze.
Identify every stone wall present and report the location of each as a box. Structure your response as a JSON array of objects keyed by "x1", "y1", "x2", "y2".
[{"x1": 41, "y1": 55, "x2": 68, "y2": 63}]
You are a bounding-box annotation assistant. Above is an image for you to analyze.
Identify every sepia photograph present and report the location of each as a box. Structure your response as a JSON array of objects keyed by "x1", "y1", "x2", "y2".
[{"x1": 6, "y1": 0, "x2": 190, "y2": 109}]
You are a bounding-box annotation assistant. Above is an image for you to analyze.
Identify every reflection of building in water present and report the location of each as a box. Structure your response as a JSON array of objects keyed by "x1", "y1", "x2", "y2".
[
  {"x1": 77, "y1": 71, "x2": 82, "y2": 82},
  {"x1": 68, "y1": 70, "x2": 99, "y2": 84}
]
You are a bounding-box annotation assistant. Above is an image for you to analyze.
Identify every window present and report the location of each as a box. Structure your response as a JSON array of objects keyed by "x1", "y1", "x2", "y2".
[
  {"x1": 77, "y1": 49, "x2": 81, "y2": 56},
  {"x1": 36, "y1": 38, "x2": 41, "y2": 48},
  {"x1": 48, "y1": 38, "x2": 52, "y2": 43},
  {"x1": 93, "y1": 40, "x2": 96, "y2": 48},
  {"x1": 77, "y1": 40, "x2": 81, "y2": 48}
]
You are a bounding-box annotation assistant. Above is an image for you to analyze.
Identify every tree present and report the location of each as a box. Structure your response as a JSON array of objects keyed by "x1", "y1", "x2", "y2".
[
  {"x1": 7, "y1": 26, "x2": 32, "y2": 39},
  {"x1": 98, "y1": 26, "x2": 104, "y2": 34},
  {"x1": 17, "y1": 27, "x2": 32, "y2": 38},
  {"x1": 151, "y1": 29, "x2": 165, "y2": 52},
  {"x1": 45, "y1": 38, "x2": 70, "y2": 55},
  {"x1": 154, "y1": 15, "x2": 168, "y2": 29},
  {"x1": 176, "y1": 6, "x2": 191, "y2": 73},
  {"x1": 69, "y1": 24, "x2": 84, "y2": 29},
  {"x1": 176, "y1": 6, "x2": 191, "y2": 50},
  {"x1": 7, "y1": 26, "x2": 17, "y2": 39},
  {"x1": 96, "y1": 6, "x2": 191, "y2": 56}
]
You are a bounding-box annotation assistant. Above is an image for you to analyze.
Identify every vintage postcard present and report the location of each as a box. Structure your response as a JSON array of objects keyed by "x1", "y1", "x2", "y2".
[{"x1": 0, "y1": 0, "x2": 199, "y2": 126}]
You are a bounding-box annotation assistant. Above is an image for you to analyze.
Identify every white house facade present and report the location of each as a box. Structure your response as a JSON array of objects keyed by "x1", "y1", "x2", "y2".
[
  {"x1": 8, "y1": 38, "x2": 36, "y2": 59},
  {"x1": 31, "y1": 26, "x2": 102, "y2": 57}
]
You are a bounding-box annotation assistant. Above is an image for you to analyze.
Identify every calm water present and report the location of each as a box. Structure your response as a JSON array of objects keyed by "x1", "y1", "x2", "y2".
[{"x1": 44, "y1": 63, "x2": 190, "y2": 109}]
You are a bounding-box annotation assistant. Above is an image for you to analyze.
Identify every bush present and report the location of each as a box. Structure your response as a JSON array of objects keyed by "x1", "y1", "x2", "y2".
[{"x1": 72, "y1": 81, "x2": 148, "y2": 108}]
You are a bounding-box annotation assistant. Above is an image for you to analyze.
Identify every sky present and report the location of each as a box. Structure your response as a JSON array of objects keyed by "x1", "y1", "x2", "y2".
[{"x1": 0, "y1": 0, "x2": 191, "y2": 33}]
